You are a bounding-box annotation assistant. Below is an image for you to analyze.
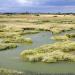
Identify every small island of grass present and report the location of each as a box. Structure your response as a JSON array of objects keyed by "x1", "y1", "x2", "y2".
[
  {"x1": 20, "y1": 41, "x2": 75, "y2": 63},
  {"x1": 51, "y1": 35, "x2": 69, "y2": 41},
  {"x1": 0, "y1": 68, "x2": 23, "y2": 75},
  {"x1": 2, "y1": 37, "x2": 32, "y2": 44},
  {"x1": 0, "y1": 43, "x2": 17, "y2": 51}
]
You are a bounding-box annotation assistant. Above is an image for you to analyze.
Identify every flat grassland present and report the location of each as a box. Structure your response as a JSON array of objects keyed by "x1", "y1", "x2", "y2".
[{"x1": 0, "y1": 14, "x2": 75, "y2": 33}]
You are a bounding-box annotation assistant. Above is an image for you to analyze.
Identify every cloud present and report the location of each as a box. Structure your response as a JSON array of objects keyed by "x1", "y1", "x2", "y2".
[
  {"x1": 16, "y1": 0, "x2": 43, "y2": 6},
  {"x1": 16, "y1": 0, "x2": 33, "y2": 5}
]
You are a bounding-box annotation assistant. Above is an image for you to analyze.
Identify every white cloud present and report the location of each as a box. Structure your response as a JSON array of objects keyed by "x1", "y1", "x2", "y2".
[
  {"x1": 16, "y1": 0, "x2": 44, "y2": 6},
  {"x1": 16, "y1": 0, "x2": 36, "y2": 6},
  {"x1": 17, "y1": 0, "x2": 32, "y2": 4}
]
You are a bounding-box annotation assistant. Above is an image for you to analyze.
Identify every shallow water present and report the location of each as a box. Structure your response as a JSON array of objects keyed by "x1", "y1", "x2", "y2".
[{"x1": 0, "y1": 31, "x2": 75, "y2": 73}]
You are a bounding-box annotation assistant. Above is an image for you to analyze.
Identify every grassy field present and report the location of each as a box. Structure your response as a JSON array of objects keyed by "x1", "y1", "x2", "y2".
[{"x1": 0, "y1": 14, "x2": 75, "y2": 33}]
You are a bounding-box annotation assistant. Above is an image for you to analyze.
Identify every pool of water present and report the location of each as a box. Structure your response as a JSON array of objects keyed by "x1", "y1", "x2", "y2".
[{"x1": 0, "y1": 31, "x2": 75, "y2": 73}]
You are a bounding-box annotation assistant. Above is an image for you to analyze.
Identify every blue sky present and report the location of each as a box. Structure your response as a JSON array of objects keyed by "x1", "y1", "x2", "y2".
[{"x1": 0, "y1": 0, "x2": 75, "y2": 13}]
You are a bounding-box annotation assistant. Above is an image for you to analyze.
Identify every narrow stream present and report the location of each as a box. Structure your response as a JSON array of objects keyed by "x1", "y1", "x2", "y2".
[{"x1": 0, "y1": 31, "x2": 75, "y2": 73}]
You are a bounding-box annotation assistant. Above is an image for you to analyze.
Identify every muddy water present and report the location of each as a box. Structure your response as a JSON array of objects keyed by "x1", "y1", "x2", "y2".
[{"x1": 0, "y1": 31, "x2": 75, "y2": 73}]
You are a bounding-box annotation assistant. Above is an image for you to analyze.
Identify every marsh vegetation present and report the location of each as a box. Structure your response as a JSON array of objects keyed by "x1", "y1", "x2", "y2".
[
  {"x1": 0, "y1": 14, "x2": 75, "y2": 73},
  {"x1": 2, "y1": 37, "x2": 32, "y2": 44},
  {"x1": 0, "y1": 43, "x2": 17, "y2": 51},
  {"x1": 20, "y1": 41, "x2": 75, "y2": 63},
  {"x1": 0, "y1": 68, "x2": 23, "y2": 75},
  {"x1": 51, "y1": 35, "x2": 69, "y2": 41}
]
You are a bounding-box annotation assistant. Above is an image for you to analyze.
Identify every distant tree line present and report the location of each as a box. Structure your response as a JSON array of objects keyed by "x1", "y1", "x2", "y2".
[{"x1": 0, "y1": 12, "x2": 75, "y2": 15}]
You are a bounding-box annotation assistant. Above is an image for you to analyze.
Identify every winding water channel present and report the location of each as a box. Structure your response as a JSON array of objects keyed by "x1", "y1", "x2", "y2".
[{"x1": 0, "y1": 31, "x2": 75, "y2": 73}]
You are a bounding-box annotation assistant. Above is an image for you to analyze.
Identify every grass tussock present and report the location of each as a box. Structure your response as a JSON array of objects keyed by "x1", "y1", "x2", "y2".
[
  {"x1": 0, "y1": 32, "x2": 21, "y2": 38},
  {"x1": 0, "y1": 68, "x2": 23, "y2": 75},
  {"x1": 51, "y1": 35, "x2": 69, "y2": 41},
  {"x1": 20, "y1": 41, "x2": 75, "y2": 63},
  {"x1": 66, "y1": 33, "x2": 75, "y2": 38},
  {"x1": 2, "y1": 36, "x2": 32, "y2": 44},
  {"x1": 0, "y1": 43, "x2": 17, "y2": 51}
]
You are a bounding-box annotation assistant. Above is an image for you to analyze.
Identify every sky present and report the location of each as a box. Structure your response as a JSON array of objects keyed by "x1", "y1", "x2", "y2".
[{"x1": 0, "y1": 0, "x2": 75, "y2": 13}]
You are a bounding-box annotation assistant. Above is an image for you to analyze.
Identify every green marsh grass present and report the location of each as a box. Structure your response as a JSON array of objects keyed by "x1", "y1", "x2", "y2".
[
  {"x1": 20, "y1": 41, "x2": 75, "y2": 63},
  {"x1": 2, "y1": 37, "x2": 32, "y2": 44},
  {"x1": 0, "y1": 43, "x2": 17, "y2": 51}
]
